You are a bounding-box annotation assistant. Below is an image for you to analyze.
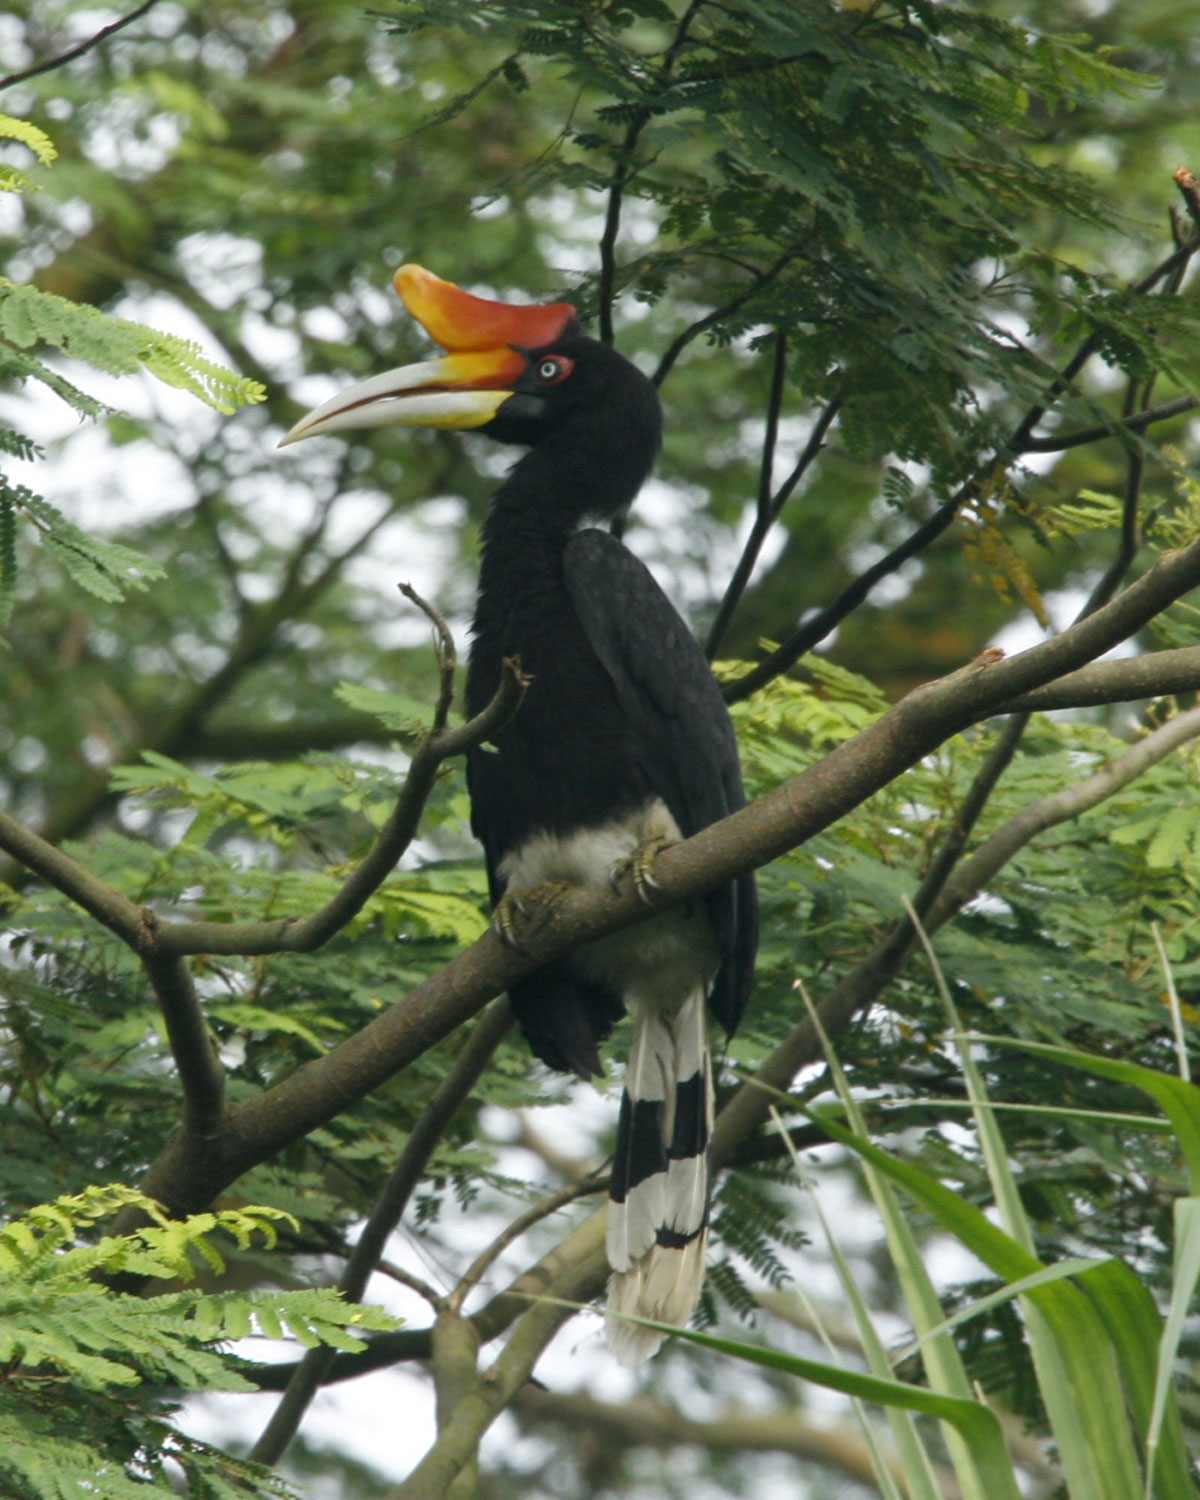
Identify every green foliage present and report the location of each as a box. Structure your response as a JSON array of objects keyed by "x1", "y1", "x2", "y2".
[
  {"x1": 0, "y1": 1186, "x2": 397, "y2": 1500},
  {"x1": 4, "y1": 0, "x2": 1200, "y2": 1494},
  {"x1": 0, "y1": 485, "x2": 165, "y2": 622},
  {"x1": 0, "y1": 279, "x2": 266, "y2": 417},
  {"x1": 0, "y1": 112, "x2": 56, "y2": 193},
  {"x1": 0, "y1": 113, "x2": 263, "y2": 631}
]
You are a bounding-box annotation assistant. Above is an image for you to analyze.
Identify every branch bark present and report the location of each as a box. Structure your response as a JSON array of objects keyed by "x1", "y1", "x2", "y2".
[
  {"x1": 9, "y1": 528, "x2": 1200, "y2": 1227},
  {"x1": 250, "y1": 999, "x2": 516, "y2": 1469},
  {"x1": 511, "y1": 1386, "x2": 962, "y2": 1498},
  {"x1": 714, "y1": 701, "x2": 1200, "y2": 1162}
]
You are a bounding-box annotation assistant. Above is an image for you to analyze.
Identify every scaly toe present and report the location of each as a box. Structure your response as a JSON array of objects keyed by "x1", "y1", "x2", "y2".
[
  {"x1": 612, "y1": 834, "x2": 674, "y2": 906},
  {"x1": 492, "y1": 880, "x2": 574, "y2": 951},
  {"x1": 492, "y1": 889, "x2": 532, "y2": 953}
]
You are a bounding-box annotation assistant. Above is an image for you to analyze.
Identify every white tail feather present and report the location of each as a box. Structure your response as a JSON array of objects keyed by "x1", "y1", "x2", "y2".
[{"x1": 605, "y1": 983, "x2": 713, "y2": 1366}]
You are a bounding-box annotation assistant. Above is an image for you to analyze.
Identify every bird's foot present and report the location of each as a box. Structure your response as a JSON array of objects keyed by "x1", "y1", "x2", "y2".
[
  {"x1": 492, "y1": 881, "x2": 572, "y2": 953},
  {"x1": 609, "y1": 832, "x2": 677, "y2": 907}
]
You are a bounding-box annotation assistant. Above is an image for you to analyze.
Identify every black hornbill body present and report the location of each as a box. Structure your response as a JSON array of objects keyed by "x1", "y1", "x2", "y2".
[{"x1": 282, "y1": 266, "x2": 757, "y2": 1364}]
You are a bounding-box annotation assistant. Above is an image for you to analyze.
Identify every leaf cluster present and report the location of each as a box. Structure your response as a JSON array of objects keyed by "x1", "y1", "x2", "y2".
[{"x1": 0, "y1": 1186, "x2": 396, "y2": 1500}]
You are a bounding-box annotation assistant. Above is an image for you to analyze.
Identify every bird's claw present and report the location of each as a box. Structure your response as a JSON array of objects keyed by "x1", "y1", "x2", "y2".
[
  {"x1": 492, "y1": 888, "x2": 532, "y2": 952},
  {"x1": 492, "y1": 881, "x2": 571, "y2": 952},
  {"x1": 610, "y1": 834, "x2": 674, "y2": 907}
]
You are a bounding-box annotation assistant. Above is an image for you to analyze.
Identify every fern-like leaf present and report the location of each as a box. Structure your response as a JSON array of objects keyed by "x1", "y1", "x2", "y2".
[
  {"x1": 0, "y1": 113, "x2": 56, "y2": 195},
  {"x1": 0, "y1": 279, "x2": 266, "y2": 414}
]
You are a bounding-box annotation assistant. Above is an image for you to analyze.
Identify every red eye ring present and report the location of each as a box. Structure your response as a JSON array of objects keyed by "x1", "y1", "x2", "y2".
[{"x1": 534, "y1": 354, "x2": 574, "y2": 386}]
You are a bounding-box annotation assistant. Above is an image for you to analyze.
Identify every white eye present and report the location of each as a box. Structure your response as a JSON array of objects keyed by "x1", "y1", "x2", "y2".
[{"x1": 536, "y1": 358, "x2": 562, "y2": 382}]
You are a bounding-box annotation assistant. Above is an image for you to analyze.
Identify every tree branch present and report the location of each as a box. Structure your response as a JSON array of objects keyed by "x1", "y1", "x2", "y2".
[
  {"x1": 143, "y1": 954, "x2": 225, "y2": 1141},
  {"x1": 382, "y1": 1215, "x2": 609, "y2": 1500},
  {"x1": 511, "y1": 1386, "x2": 962, "y2": 1497},
  {"x1": 250, "y1": 999, "x2": 516, "y2": 1469},
  {"x1": 707, "y1": 385, "x2": 843, "y2": 659},
  {"x1": 724, "y1": 479, "x2": 972, "y2": 702},
  {"x1": 1018, "y1": 394, "x2": 1197, "y2": 454},
  {"x1": 0, "y1": 481, "x2": 414, "y2": 889},
  {"x1": 0, "y1": 808, "x2": 147, "y2": 948},
  {"x1": 597, "y1": 0, "x2": 705, "y2": 344},
  {"x1": 998, "y1": 646, "x2": 1200, "y2": 711},
  {"x1": 714, "y1": 695, "x2": 1200, "y2": 1164},
  {"x1": 0, "y1": 656, "x2": 526, "y2": 966},
  {"x1": 924, "y1": 704, "x2": 1200, "y2": 933},
  {"x1": 119, "y1": 524, "x2": 1200, "y2": 1220},
  {"x1": 156, "y1": 655, "x2": 526, "y2": 957},
  {"x1": 447, "y1": 1174, "x2": 605, "y2": 1315},
  {"x1": 651, "y1": 247, "x2": 801, "y2": 387},
  {"x1": 725, "y1": 225, "x2": 1200, "y2": 705},
  {"x1": 0, "y1": 1, "x2": 161, "y2": 90}
]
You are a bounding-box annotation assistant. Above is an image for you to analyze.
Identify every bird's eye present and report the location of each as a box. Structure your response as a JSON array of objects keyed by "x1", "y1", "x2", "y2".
[{"x1": 534, "y1": 355, "x2": 573, "y2": 386}]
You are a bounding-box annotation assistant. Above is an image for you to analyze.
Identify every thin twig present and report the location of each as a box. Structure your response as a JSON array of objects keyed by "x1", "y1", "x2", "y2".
[
  {"x1": 597, "y1": 0, "x2": 705, "y2": 344},
  {"x1": 399, "y1": 581, "x2": 456, "y2": 732},
  {"x1": 1018, "y1": 394, "x2": 1197, "y2": 453},
  {"x1": 724, "y1": 479, "x2": 971, "y2": 703},
  {"x1": 0, "y1": 632, "x2": 525, "y2": 963},
  {"x1": 0, "y1": 1, "x2": 161, "y2": 90},
  {"x1": 157, "y1": 656, "x2": 526, "y2": 957},
  {"x1": 375, "y1": 1260, "x2": 443, "y2": 1307},
  {"x1": 1079, "y1": 379, "x2": 1152, "y2": 617},
  {"x1": 706, "y1": 331, "x2": 786, "y2": 656},
  {"x1": 723, "y1": 222, "x2": 1200, "y2": 703},
  {"x1": 448, "y1": 1175, "x2": 606, "y2": 1314},
  {"x1": 707, "y1": 384, "x2": 843, "y2": 659},
  {"x1": 652, "y1": 247, "x2": 801, "y2": 386},
  {"x1": 250, "y1": 999, "x2": 515, "y2": 1468}
]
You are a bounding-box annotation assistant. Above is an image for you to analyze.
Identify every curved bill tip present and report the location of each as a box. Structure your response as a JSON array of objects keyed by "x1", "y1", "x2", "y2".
[{"x1": 277, "y1": 352, "x2": 523, "y2": 445}]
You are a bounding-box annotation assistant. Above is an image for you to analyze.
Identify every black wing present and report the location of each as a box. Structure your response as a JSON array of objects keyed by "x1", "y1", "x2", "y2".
[{"x1": 564, "y1": 528, "x2": 757, "y2": 1035}]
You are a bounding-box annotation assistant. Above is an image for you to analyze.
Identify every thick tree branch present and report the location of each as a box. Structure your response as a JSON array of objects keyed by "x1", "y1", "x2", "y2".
[
  {"x1": 714, "y1": 698, "x2": 1200, "y2": 1163},
  {"x1": 0, "y1": 807, "x2": 147, "y2": 947},
  {"x1": 115, "y1": 525, "x2": 1200, "y2": 1220},
  {"x1": 246, "y1": 1208, "x2": 611, "y2": 1391},
  {"x1": 999, "y1": 647, "x2": 1200, "y2": 711},
  {"x1": 383, "y1": 1215, "x2": 609, "y2": 1500},
  {"x1": 0, "y1": 658, "x2": 526, "y2": 966},
  {"x1": 511, "y1": 1386, "x2": 960, "y2": 1497},
  {"x1": 191, "y1": 710, "x2": 396, "y2": 759}
]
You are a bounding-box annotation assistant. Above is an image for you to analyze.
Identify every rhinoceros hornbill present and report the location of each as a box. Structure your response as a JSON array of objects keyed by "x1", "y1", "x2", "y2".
[{"x1": 281, "y1": 265, "x2": 757, "y2": 1364}]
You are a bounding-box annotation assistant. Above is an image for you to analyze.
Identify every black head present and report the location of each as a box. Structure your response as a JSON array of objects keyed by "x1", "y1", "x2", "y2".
[{"x1": 481, "y1": 332, "x2": 663, "y2": 521}]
